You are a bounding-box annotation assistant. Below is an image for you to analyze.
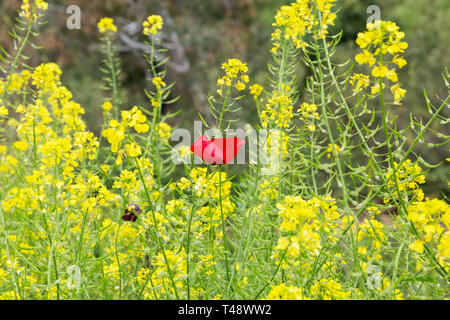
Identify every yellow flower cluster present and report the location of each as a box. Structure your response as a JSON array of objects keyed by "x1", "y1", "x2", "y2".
[
  {"x1": 249, "y1": 83, "x2": 263, "y2": 100},
  {"x1": 298, "y1": 102, "x2": 319, "y2": 131},
  {"x1": 356, "y1": 217, "x2": 387, "y2": 272},
  {"x1": 102, "y1": 101, "x2": 113, "y2": 116},
  {"x1": 272, "y1": 196, "x2": 340, "y2": 269},
  {"x1": 384, "y1": 159, "x2": 425, "y2": 203},
  {"x1": 152, "y1": 76, "x2": 166, "y2": 90},
  {"x1": 264, "y1": 130, "x2": 290, "y2": 162},
  {"x1": 102, "y1": 106, "x2": 149, "y2": 164},
  {"x1": 112, "y1": 161, "x2": 154, "y2": 202},
  {"x1": 326, "y1": 143, "x2": 341, "y2": 159},
  {"x1": 406, "y1": 199, "x2": 450, "y2": 269},
  {"x1": 169, "y1": 167, "x2": 235, "y2": 240},
  {"x1": 0, "y1": 70, "x2": 32, "y2": 96},
  {"x1": 350, "y1": 73, "x2": 370, "y2": 93},
  {"x1": 97, "y1": 17, "x2": 117, "y2": 34},
  {"x1": 310, "y1": 279, "x2": 351, "y2": 300},
  {"x1": 271, "y1": 0, "x2": 337, "y2": 53},
  {"x1": 0, "y1": 106, "x2": 8, "y2": 116},
  {"x1": 355, "y1": 21, "x2": 408, "y2": 103},
  {"x1": 155, "y1": 121, "x2": 172, "y2": 140},
  {"x1": 143, "y1": 15, "x2": 164, "y2": 36},
  {"x1": 19, "y1": 0, "x2": 48, "y2": 21},
  {"x1": 267, "y1": 284, "x2": 303, "y2": 300},
  {"x1": 261, "y1": 84, "x2": 294, "y2": 128},
  {"x1": 32, "y1": 62, "x2": 62, "y2": 95},
  {"x1": 258, "y1": 177, "x2": 279, "y2": 200},
  {"x1": 0, "y1": 64, "x2": 127, "y2": 296},
  {"x1": 217, "y1": 59, "x2": 249, "y2": 94},
  {"x1": 136, "y1": 248, "x2": 186, "y2": 299}
]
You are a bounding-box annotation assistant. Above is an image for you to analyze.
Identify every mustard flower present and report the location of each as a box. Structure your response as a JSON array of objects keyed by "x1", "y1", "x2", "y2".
[
  {"x1": 217, "y1": 58, "x2": 249, "y2": 93},
  {"x1": 0, "y1": 106, "x2": 8, "y2": 116},
  {"x1": 326, "y1": 143, "x2": 341, "y2": 159},
  {"x1": 350, "y1": 73, "x2": 370, "y2": 93},
  {"x1": 261, "y1": 86, "x2": 294, "y2": 128},
  {"x1": 267, "y1": 284, "x2": 303, "y2": 300},
  {"x1": 143, "y1": 15, "x2": 164, "y2": 36},
  {"x1": 102, "y1": 101, "x2": 113, "y2": 115},
  {"x1": 355, "y1": 20, "x2": 408, "y2": 103},
  {"x1": 155, "y1": 122, "x2": 172, "y2": 140},
  {"x1": 249, "y1": 83, "x2": 263, "y2": 100},
  {"x1": 20, "y1": 0, "x2": 48, "y2": 21},
  {"x1": 272, "y1": 0, "x2": 337, "y2": 53},
  {"x1": 97, "y1": 17, "x2": 117, "y2": 34},
  {"x1": 152, "y1": 76, "x2": 166, "y2": 90}
]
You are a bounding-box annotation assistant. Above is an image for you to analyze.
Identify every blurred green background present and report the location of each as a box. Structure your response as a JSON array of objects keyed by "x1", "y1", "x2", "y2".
[{"x1": 1, "y1": 0, "x2": 448, "y2": 197}]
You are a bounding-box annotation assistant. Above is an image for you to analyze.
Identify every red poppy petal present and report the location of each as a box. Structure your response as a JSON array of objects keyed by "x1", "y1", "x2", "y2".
[
  {"x1": 191, "y1": 136, "x2": 212, "y2": 160},
  {"x1": 191, "y1": 136, "x2": 245, "y2": 165},
  {"x1": 210, "y1": 137, "x2": 246, "y2": 164},
  {"x1": 202, "y1": 142, "x2": 223, "y2": 164}
]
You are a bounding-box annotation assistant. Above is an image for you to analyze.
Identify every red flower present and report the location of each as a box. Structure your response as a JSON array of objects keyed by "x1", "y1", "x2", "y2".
[{"x1": 190, "y1": 136, "x2": 245, "y2": 165}]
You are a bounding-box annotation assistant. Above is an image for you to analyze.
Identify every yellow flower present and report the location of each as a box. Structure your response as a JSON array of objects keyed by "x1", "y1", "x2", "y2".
[
  {"x1": 409, "y1": 239, "x2": 424, "y2": 254},
  {"x1": 249, "y1": 84, "x2": 263, "y2": 100},
  {"x1": 271, "y1": 0, "x2": 337, "y2": 52},
  {"x1": 267, "y1": 284, "x2": 303, "y2": 300},
  {"x1": 32, "y1": 63, "x2": 62, "y2": 94},
  {"x1": 355, "y1": 50, "x2": 376, "y2": 66},
  {"x1": 13, "y1": 141, "x2": 28, "y2": 152},
  {"x1": 0, "y1": 106, "x2": 8, "y2": 116},
  {"x1": 350, "y1": 73, "x2": 370, "y2": 93},
  {"x1": 235, "y1": 80, "x2": 246, "y2": 91},
  {"x1": 179, "y1": 145, "x2": 191, "y2": 158},
  {"x1": 326, "y1": 144, "x2": 341, "y2": 159},
  {"x1": 372, "y1": 64, "x2": 389, "y2": 78},
  {"x1": 143, "y1": 15, "x2": 164, "y2": 36},
  {"x1": 390, "y1": 83, "x2": 407, "y2": 103},
  {"x1": 152, "y1": 77, "x2": 166, "y2": 90},
  {"x1": 125, "y1": 142, "x2": 142, "y2": 158},
  {"x1": 217, "y1": 58, "x2": 248, "y2": 92},
  {"x1": 310, "y1": 279, "x2": 351, "y2": 300},
  {"x1": 101, "y1": 164, "x2": 110, "y2": 174},
  {"x1": 384, "y1": 160, "x2": 424, "y2": 203},
  {"x1": 156, "y1": 122, "x2": 171, "y2": 140},
  {"x1": 354, "y1": 20, "x2": 408, "y2": 102},
  {"x1": 393, "y1": 55, "x2": 407, "y2": 68},
  {"x1": 102, "y1": 101, "x2": 113, "y2": 115},
  {"x1": 97, "y1": 17, "x2": 117, "y2": 34},
  {"x1": 261, "y1": 89, "x2": 294, "y2": 129},
  {"x1": 20, "y1": 0, "x2": 48, "y2": 20}
]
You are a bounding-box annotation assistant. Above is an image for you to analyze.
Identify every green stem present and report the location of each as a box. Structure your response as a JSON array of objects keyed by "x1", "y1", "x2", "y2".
[
  {"x1": 106, "y1": 37, "x2": 119, "y2": 119},
  {"x1": 0, "y1": 13, "x2": 33, "y2": 102},
  {"x1": 134, "y1": 158, "x2": 180, "y2": 299}
]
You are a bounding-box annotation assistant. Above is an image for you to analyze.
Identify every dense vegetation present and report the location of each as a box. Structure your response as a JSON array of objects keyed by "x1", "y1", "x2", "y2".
[{"x1": 0, "y1": 0, "x2": 448, "y2": 300}]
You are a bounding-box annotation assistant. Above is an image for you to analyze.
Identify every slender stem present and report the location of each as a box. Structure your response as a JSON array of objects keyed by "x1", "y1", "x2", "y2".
[
  {"x1": 185, "y1": 192, "x2": 196, "y2": 300},
  {"x1": 320, "y1": 33, "x2": 448, "y2": 279},
  {"x1": 313, "y1": 27, "x2": 349, "y2": 211},
  {"x1": 0, "y1": 14, "x2": 33, "y2": 102},
  {"x1": 134, "y1": 158, "x2": 180, "y2": 299},
  {"x1": 105, "y1": 37, "x2": 119, "y2": 119}
]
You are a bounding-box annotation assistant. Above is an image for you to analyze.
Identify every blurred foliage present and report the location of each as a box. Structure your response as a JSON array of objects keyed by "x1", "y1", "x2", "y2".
[{"x1": 0, "y1": 0, "x2": 448, "y2": 196}]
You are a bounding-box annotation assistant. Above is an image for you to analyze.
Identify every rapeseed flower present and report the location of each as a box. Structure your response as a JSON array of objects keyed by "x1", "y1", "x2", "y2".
[{"x1": 97, "y1": 17, "x2": 117, "y2": 34}]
